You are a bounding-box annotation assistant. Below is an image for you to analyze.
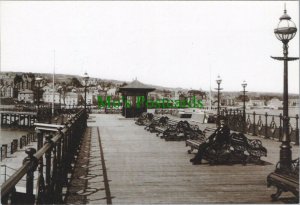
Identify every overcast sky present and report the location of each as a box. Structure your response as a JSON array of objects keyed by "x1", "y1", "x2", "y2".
[{"x1": 0, "y1": 1, "x2": 299, "y2": 93}]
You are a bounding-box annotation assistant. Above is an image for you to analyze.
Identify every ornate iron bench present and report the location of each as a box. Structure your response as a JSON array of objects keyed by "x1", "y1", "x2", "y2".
[
  {"x1": 155, "y1": 118, "x2": 177, "y2": 137},
  {"x1": 186, "y1": 138, "x2": 206, "y2": 154},
  {"x1": 186, "y1": 132, "x2": 267, "y2": 165},
  {"x1": 135, "y1": 112, "x2": 148, "y2": 125},
  {"x1": 136, "y1": 112, "x2": 154, "y2": 126},
  {"x1": 180, "y1": 121, "x2": 204, "y2": 140},
  {"x1": 267, "y1": 158, "x2": 299, "y2": 201},
  {"x1": 160, "y1": 121, "x2": 205, "y2": 141},
  {"x1": 144, "y1": 115, "x2": 158, "y2": 131},
  {"x1": 145, "y1": 116, "x2": 164, "y2": 132},
  {"x1": 162, "y1": 120, "x2": 185, "y2": 141},
  {"x1": 230, "y1": 133, "x2": 267, "y2": 164},
  {"x1": 186, "y1": 127, "x2": 217, "y2": 154}
]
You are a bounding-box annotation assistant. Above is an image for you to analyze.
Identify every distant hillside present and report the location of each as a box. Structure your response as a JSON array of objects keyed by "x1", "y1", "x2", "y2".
[{"x1": 1, "y1": 71, "x2": 299, "y2": 97}]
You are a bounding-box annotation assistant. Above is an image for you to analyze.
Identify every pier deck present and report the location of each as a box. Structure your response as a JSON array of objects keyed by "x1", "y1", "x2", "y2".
[{"x1": 67, "y1": 114, "x2": 299, "y2": 204}]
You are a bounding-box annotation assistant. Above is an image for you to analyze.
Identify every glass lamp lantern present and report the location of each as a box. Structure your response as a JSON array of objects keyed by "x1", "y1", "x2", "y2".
[{"x1": 274, "y1": 8, "x2": 297, "y2": 42}]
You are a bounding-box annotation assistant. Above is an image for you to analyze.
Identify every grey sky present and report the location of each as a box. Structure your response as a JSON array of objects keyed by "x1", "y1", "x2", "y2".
[{"x1": 0, "y1": 1, "x2": 299, "y2": 93}]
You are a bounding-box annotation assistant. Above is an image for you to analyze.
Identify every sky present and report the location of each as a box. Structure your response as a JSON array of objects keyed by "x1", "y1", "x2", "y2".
[{"x1": 0, "y1": 1, "x2": 299, "y2": 93}]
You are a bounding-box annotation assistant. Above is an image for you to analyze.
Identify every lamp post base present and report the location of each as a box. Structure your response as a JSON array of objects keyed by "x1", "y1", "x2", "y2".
[{"x1": 278, "y1": 143, "x2": 292, "y2": 173}]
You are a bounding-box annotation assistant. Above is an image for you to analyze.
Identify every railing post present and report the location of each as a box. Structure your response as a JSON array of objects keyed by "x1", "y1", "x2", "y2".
[
  {"x1": 60, "y1": 127, "x2": 67, "y2": 186},
  {"x1": 51, "y1": 140, "x2": 58, "y2": 202},
  {"x1": 279, "y1": 113, "x2": 283, "y2": 141},
  {"x1": 23, "y1": 148, "x2": 37, "y2": 195},
  {"x1": 36, "y1": 128, "x2": 43, "y2": 150},
  {"x1": 265, "y1": 112, "x2": 269, "y2": 139},
  {"x1": 35, "y1": 153, "x2": 45, "y2": 204},
  {"x1": 55, "y1": 135, "x2": 63, "y2": 203},
  {"x1": 253, "y1": 112, "x2": 257, "y2": 136},
  {"x1": 44, "y1": 134, "x2": 52, "y2": 195},
  {"x1": 295, "y1": 114, "x2": 299, "y2": 145}
]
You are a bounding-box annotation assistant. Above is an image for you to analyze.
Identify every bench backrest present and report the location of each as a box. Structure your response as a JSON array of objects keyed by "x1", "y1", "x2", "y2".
[
  {"x1": 203, "y1": 127, "x2": 217, "y2": 137},
  {"x1": 229, "y1": 133, "x2": 248, "y2": 152}
]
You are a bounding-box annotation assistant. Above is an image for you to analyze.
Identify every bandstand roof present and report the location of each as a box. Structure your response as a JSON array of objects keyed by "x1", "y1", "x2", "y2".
[{"x1": 119, "y1": 80, "x2": 155, "y2": 93}]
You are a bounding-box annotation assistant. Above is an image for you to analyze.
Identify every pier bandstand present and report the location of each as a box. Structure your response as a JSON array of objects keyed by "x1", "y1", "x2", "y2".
[{"x1": 119, "y1": 80, "x2": 155, "y2": 118}]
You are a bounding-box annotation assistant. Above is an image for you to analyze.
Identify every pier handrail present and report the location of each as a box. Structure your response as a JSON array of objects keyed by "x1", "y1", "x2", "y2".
[
  {"x1": 1, "y1": 109, "x2": 87, "y2": 204},
  {"x1": 222, "y1": 108, "x2": 299, "y2": 144}
]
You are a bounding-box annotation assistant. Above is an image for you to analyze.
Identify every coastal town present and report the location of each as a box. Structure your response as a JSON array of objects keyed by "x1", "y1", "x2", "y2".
[{"x1": 1, "y1": 71, "x2": 299, "y2": 111}]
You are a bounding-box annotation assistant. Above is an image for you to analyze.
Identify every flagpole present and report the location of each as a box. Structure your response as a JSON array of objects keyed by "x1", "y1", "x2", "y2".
[
  {"x1": 52, "y1": 50, "x2": 55, "y2": 117},
  {"x1": 209, "y1": 65, "x2": 212, "y2": 111}
]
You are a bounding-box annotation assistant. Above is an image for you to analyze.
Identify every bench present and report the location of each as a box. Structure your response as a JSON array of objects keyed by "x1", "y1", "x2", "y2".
[
  {"x1": 185, "y1": 127, "x2": 217, "y2": 154},
  {"x1": 144, "y1": 115, "x2": 158, "y2": 131},
  {"x1": 148, "y1": 116, "x2": 169, "y2": 133},
  {"x1": 230, "y1": 133, "x2": 267, "y2": 164},
  {"x1": 135, "y1": 112, "x2": 148, "y2": 125},
  {"x1": 202, "y1": 127, "x2": 217, "y2": 138},
  {"x1": 186, "y1": 132, "x2": 267, "y2": 165},
  {"x1": 146, "y1": 116, "x2": 163, "y2": 132},
  {"x1": 267, "y1": 158, "x2": 299, "y2": 201},
  {"x1": 160, "y1": 120, "x2": 204, "y2": 141},
  {"x1": 161, "y1": 120, "x2": 188, "y2": 141},
  {"x1": 136, "y1": 113, "x2": 154, "y2": 126},
  {"x1": 186, "y1": 138, "x2": 206, "y2": 154},
  {"x1": 155, "y1": 119, "x2": 178, "y2": 137},
  {"x1": 179, "y1": 121, "x2": 203, "y2": 140}
]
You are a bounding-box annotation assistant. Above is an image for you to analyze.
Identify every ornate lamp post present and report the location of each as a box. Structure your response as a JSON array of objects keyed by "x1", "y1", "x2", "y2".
[
  {"x1": 35, "y1": 76, "x2": 43, "y2": 120},
  {"x1": 271, "y1": 6, "x2": 298, "y2": 172},
  {"x1": 82, "y1": 72, "x2": 89, "y2": 112},
  {"x1": 215, "y1": 75, "x2": 222, "y2": 117},
  {"x1": 241, "y1": 80, "x2": 247, "y2": 132}
]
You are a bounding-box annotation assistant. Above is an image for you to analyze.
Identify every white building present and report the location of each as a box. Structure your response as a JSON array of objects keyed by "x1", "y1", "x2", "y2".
[
  {"x1": 65, "y1": 92, "x2": 80, "y2": 106},
  {"x1": 107, "y1": 88, "x2": 117, "y2": 96},
  {"x1": 268, "y1": 98, "x2": 282, "y2": 109},
  {"x1": 18, "y1": 89, "x2": 34, "y2": 103},
  {"x1": 42, "y1": 91, "x2": 61, "y2": 104},
  {"x1": 0, "y1": 85, "x2": 14, "y2": 98},
  {"x1": 248, "y1": 99, "x2": 265, "y2": 107}
]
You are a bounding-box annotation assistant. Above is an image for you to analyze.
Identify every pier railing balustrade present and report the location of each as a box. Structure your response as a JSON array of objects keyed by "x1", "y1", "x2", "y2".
[
  {"x1": 222, "y1": 108, "x2": 299, "y2": 145},
  {"x1": 1, "y1": 109, "x2": 87, "y2": 204}
]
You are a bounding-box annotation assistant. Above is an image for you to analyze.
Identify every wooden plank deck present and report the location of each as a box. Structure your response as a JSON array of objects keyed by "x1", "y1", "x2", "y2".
[{"x1": 82, "y1": 114, "x2": 299, "y2": 204}]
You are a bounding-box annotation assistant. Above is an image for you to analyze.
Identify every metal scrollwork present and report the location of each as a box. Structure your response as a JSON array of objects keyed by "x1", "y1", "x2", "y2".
[
  {"x1": 236, "y1": 115, "x2": 244, "y2": 132},
  {"x1": 257, "y1": 116, "x2": 263, "y2": 132},
  {"x1": 270, "y1": 118, "x2": 277, "y2": 135},
  {"x1": 246, "y1": 115, "x2": 251, "y2": 131},
  {"x1": 288, "y1": 122, "x2": 293, "y2": 135}
]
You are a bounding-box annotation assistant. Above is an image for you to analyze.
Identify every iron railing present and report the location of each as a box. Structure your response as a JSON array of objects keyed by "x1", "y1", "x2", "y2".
[
  {"x1": 1, "y1": 109, "x2": 87, "y2": 204},
  {"x1": 222, "y1": 108, "x2": 299, "y2": 145}
]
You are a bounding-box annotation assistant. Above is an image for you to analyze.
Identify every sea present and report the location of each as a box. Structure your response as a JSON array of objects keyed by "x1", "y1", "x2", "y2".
[
  {"x1": 0, "y1": 128, "x2": 33, "y2": 145},
  {"x1": 245, "y1": 107, "x2": 299, "y2": 127}
]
